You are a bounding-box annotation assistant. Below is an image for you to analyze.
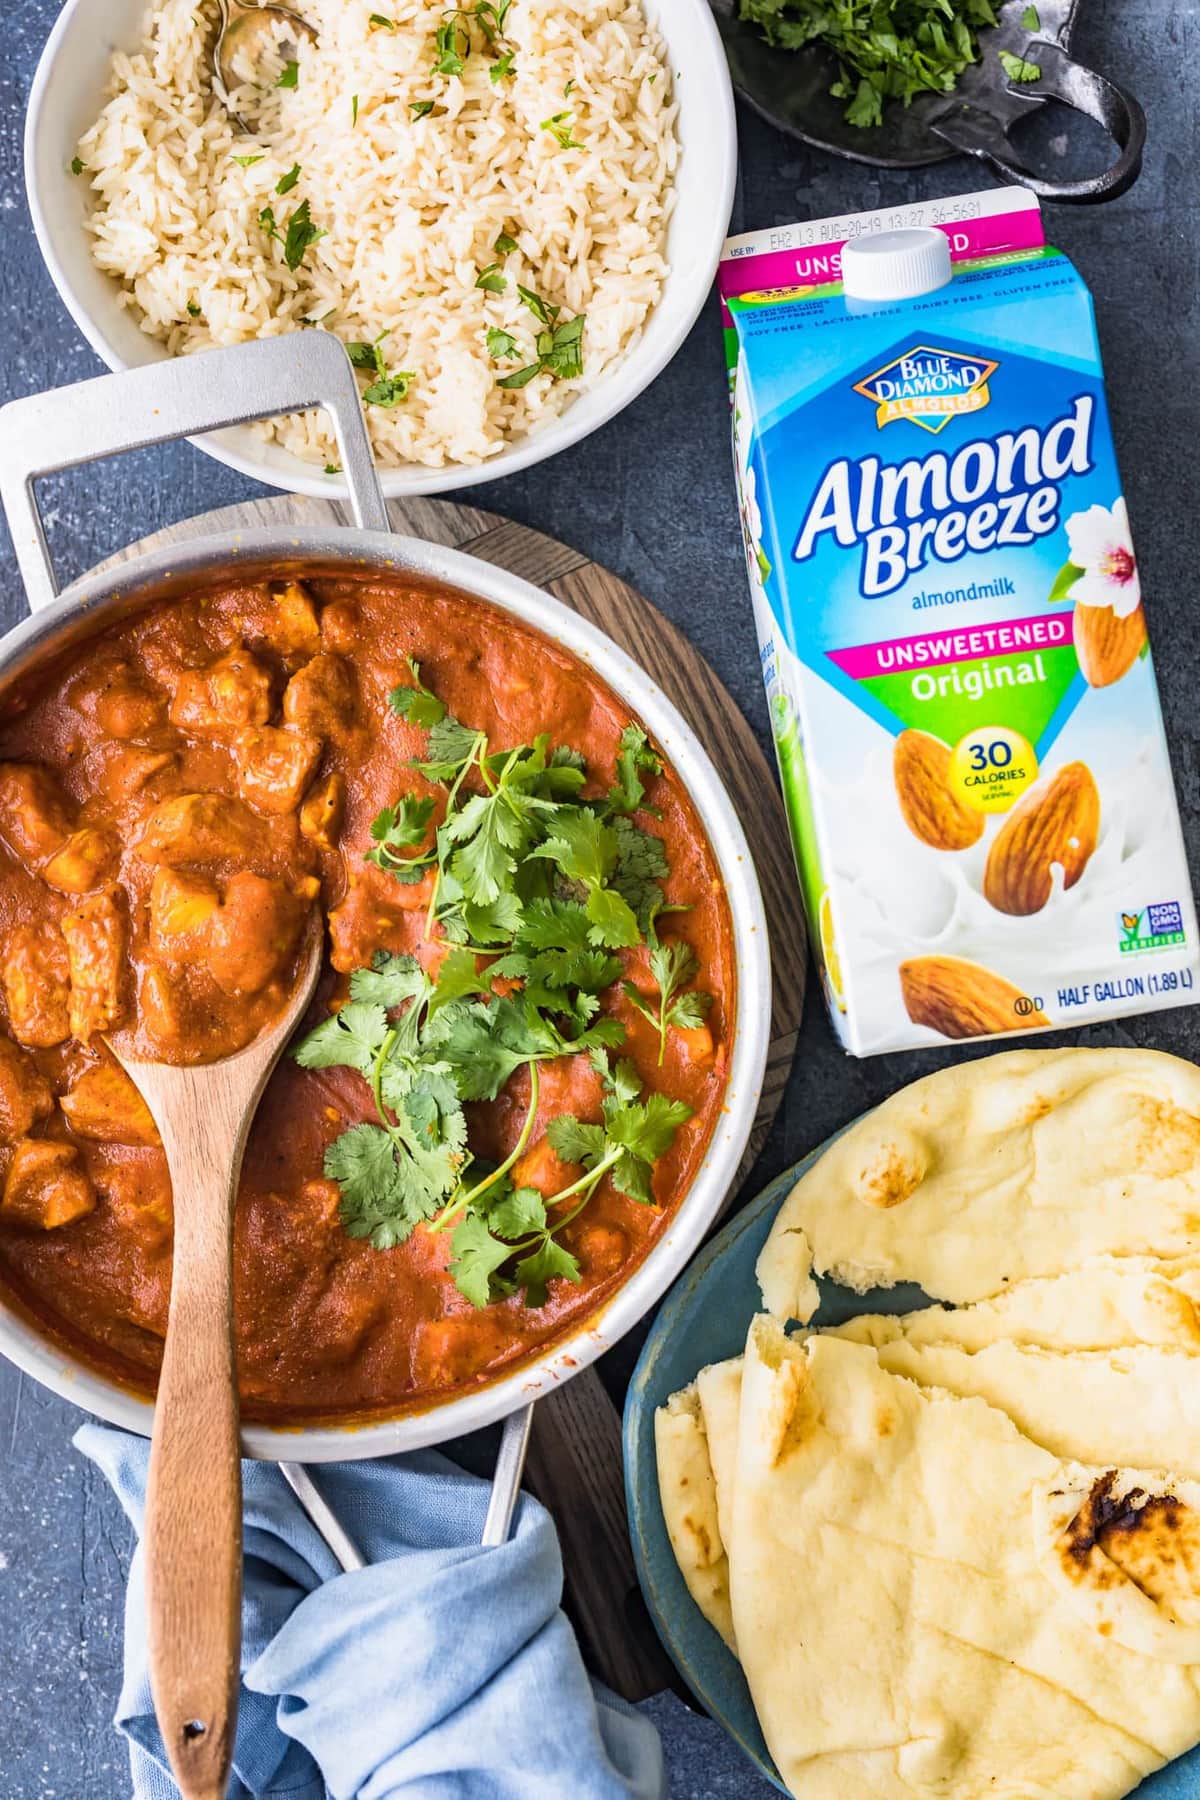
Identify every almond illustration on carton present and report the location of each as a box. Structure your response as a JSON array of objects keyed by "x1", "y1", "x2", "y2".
[
  {"x1": 1074, "y1": 599, "x2": 1148, "y2": 688},
  {"x1": 984, "y1": 761, "x2": 1100, "y2": 917},
  {"x1": 894, "y1": 730, "x2": 984, "y2": 851},
  {"x1": 900, "y1": 956, "x2": 1050, "y2": 1040}
]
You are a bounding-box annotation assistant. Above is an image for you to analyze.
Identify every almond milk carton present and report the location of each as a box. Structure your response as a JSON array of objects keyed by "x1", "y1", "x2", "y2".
[{"x1": 721, "y1": 190, "x2": 1199, "y2": 1054}]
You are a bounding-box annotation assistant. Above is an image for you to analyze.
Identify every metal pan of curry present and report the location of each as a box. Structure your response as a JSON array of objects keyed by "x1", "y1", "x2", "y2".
[{"x1": 0, "y1": 549, "x2": 770, "y2": 1458}]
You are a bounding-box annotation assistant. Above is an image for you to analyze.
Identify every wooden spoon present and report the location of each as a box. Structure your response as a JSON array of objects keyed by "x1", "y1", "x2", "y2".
[{"x1": 109, "y1": 921, "x2": 324, "y2": 1800}]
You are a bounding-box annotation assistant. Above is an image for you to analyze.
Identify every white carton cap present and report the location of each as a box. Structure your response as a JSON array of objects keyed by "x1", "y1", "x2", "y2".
[{"x1": 840, "y1": 227, "x2": 952, "y2": 301}]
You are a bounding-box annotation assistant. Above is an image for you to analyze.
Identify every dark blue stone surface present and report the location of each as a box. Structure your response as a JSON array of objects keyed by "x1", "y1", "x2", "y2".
[{"x1": 0, "y1": 3, "x2": 1196, "y2": 1793}]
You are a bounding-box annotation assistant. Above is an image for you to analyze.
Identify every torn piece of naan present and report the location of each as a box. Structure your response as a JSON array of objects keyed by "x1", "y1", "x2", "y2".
[
  {"x1": 729, "y1": 1321, "x2": 1200, "y2": 1800},
  {"x1": 694, "y1": 1359, "x2": 742, "y2": 1577},
  {"x1": 654, "y1": 1360, "x2": 744, "y2": 1651},
  {"x1": 756, "y1": 1047, "x2": 1200, "y2": 1322},
  {"x1": 826, "y1": 1335, "x2": 1200, "y2": 1478},
  {"x1": 829, "y1": 1256, "x2": 1200, "y2": 1353},
  {"x1": 653, "y1": 1384, "x2": 735, "y2": 1651}
]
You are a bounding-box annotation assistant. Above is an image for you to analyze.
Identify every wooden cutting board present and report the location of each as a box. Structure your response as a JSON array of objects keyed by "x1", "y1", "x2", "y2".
[{"x1": 91, "y1": 493, "x2": 807, "y2": 1698}]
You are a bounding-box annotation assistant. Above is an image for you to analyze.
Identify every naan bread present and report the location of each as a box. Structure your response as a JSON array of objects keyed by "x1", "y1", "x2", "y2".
[
  {"x1": 694, "y1": 1359, "x2": 742, "y2": 1575},
  {"x1": 829, "y1": 1336, "x2": 1200, "y2": 1478},
  {"x1": 654, "y1": 1360, "x2": 743, "y2": 1650},
  {"x1": 729, "y1": 1321, "x2": 1200, "y2": 1800},
  {"x1": 830, "y1": 1256, "x2": 1200, "y2": 1353},
  {"x1": 653, "y1": 1384, "x2": 735, "y2": 1651},
  {"x1": 757, "y1": 1048, "x2": 1200, "y2": 1321}
]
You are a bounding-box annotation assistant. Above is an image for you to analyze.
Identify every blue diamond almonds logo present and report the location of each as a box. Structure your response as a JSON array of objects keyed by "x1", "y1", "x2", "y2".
[{"x1": 853, "y1": 344, "x2": 1000, "y2": 434}]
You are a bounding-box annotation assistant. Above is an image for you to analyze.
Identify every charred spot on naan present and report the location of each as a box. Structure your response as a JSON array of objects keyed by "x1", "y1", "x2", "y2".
[
  {"x1": 851, "y1": 1126, "x2": 930, "y2": 1210},
  {"x1": 1130, "y1": 1094, "x2": 1200, "y2": 1180},
  {"x1": 1058, "y1": 1471, "x2": 1200, "y2": 1609}
]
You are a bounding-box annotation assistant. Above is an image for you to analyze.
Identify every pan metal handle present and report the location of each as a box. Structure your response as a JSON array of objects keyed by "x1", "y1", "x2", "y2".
[
  {"x1": 0, "y1": 334, "x2": 390, "y2": 613},
  {"x1": 277, "y1": 1405, "x2": 535, "y2": 1571},
  {"x1": 931, "y1": 40, "x2": 1146, "y2": 204}
]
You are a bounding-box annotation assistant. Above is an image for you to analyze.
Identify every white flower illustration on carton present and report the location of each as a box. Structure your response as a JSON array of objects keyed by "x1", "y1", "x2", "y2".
[
  {"x1": 1066, "y1": 497, "x2": 1141, "y2": 616},
  {"x1": 1052, "y1": 496, "x2": 1148, "y2": 689}
]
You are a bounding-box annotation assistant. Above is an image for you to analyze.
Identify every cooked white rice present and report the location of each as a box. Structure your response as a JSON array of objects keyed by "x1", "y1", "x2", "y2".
[{"x1": 78, "y1": 0, "x2": 678, "y2": 469}]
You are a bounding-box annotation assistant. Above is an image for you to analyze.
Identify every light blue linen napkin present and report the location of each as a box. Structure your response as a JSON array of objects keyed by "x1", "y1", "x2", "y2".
[{"x1": 75, "y1": 1424, "x2": 665, "y2": 1800}]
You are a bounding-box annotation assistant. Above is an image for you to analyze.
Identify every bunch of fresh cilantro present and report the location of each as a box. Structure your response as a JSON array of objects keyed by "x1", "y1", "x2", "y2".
[
  {"x1": 738, "y1": 0, "x2": 999, "y2": 129},
  {"x1": 293, "y1": 663, "x2": 706, "y2": 1311}
]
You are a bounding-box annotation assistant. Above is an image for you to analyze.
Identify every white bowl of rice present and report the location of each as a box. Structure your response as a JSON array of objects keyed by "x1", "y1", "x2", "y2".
[{"x1": 25, "y1": 0, "x2": 735, "y2": 498}]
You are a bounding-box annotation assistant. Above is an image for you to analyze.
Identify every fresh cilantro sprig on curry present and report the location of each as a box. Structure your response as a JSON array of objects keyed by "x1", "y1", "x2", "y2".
[{"x1": 294, "y1": 662, "x2": 708, "y2": 1311}]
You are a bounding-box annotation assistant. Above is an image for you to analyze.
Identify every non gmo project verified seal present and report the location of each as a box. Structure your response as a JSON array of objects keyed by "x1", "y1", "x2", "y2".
[{"x1": 1119, "y1": 901, "x2": 1187, "y2": 955}]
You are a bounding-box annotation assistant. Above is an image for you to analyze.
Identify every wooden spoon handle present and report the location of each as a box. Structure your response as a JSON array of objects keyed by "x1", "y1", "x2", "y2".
[{"x1": 145, "y1": 1158, "x2": 242, "y2": 1800}]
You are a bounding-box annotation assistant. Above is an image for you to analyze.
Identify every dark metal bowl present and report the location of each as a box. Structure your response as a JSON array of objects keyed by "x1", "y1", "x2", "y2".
[{"x1": 710, "y1": 0, "x2": 1145, "y2": 202}]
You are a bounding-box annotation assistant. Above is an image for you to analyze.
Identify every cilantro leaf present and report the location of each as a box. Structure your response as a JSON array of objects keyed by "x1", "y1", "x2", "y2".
[
  {"x1": 531, "y1": 809, "x2": 617, "y2": 888},
  {"x1": 596, "y1": 1053, "x2": 643, "y2": 1109},
  {"x1": 293, "y1": 1001, "x2": 389, "y2": 1077},
  {"x1": 510, "y1": 897, "x2": 593, "y2": 953},
  {"x1": 487, "y1": 327, "x2": 519, "y2": 359},
  {"x1": 623, "y1": 939, "x2": 711, "y2": 1064},
  {"x1": 546, "y1": 1115, "x2": 607, "y2": 1164},
  {"x1": 518, "y1": 283, "x2": 560, "y2": 326},
  {"x1": 497, "y1": 362, "x2": 543, "y2": 391},
  {"x1": 542, "y1": 315, "x2": 586, "y2": 380},
  {"x1": 450, "y1": 1213, "x2": 514, "y2": 1307},
  {"x1": 434, "y1": 15, "x2": 471, "y2": 76},
  {"x1": 607, "y1": 1089, "x2": 693, "y2": 1163},
  {"x1": 277, "y1": 58, "x2": 299, "y2": 88},
  {"x1": 389, "y1": 659, "x2": 447, "y2": 728},
  {"x1": 611, "y1": 816, "x2": 670, "y2": 932},
  {"x1": 366, "y1": 797, "x2": 436, "y2": 880},
  {"x1": 425, "y1": 1001, "x2": 533, "y2": 1101},
  {"x1": 488, "y1": 1185, "x2": 547, "y2": 1238},
  {"x1": 276, "y1": 162, "x2": 301, "y2": 195},
  {"x1": 283, "y1": 198, "x2": 326, "y2": 270},
  {"x1": 411, "y1": 99, "x2": 436, "y2": 117},
  {"x1": 515, "y1": 1236, "x2": 581, "y2": 1307},
  {"x1": 392, "y1": 1069, "x2": 469, "y2": 1201},
  {"x1": 586, "y1": 885, "x2": 641, "y2": 950},
  {"x1": 476, "y1": 262, "x2": 507, "y2": 295},
  {"x1": 446, "y1": 789, "x2": 533, "y2": 907},
  {"x1": 348, "y1": 951, "x2": 430, "y2": 1011},
  {"x1": 326, "y1": 1124, "x2": 442, "y2": 1249},
  {"x1": 540, "y1": 111, "x2": 582, "y2": 150},
  {"x1": 415, "y1": 715, "x2": 481, "y2": 781},
  {"x1": 608, "y1": 724, "x2": 663, "y2": 815},
  {"x1": 363, "y1": 371, "x2": 415, "y2": 407},
  {"x1": 999, "y1": 48, "x2": 1042, "y2": 81},
  {"x1": 429, "y1": 945, "x2": 490, "y2": 1015},
  {"x1": 547, "y1": 1082, "x2": 691, "y2": 1210},
  {"x1": 494, "y1": 231, "x2": 519, "y2": 256}
]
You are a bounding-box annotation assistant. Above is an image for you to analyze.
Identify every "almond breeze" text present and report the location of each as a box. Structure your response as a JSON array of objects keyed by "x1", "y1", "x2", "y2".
[{"x1": 792, "y1": 396, "x2": 1095, "y2": 598}]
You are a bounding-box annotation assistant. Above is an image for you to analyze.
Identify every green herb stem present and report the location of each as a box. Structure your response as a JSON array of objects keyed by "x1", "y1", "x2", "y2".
[{"x1": 428, "y1": 1061, "x2": 541, "y2": 1234}]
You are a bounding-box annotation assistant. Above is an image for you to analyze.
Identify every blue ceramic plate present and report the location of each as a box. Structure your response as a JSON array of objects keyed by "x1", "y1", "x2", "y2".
[{"x1": 624, "y1": 1137, "x2": 1200, "y2": 1799}]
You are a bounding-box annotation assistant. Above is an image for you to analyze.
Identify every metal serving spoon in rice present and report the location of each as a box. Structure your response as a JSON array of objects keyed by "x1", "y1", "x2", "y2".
[{"x1": 212, "y1": 0, "x2": 317, "y2": 131}]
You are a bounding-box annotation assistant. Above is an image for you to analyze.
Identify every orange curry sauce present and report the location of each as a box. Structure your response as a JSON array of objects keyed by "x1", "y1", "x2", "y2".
[{"x1": 0, "y1": 572, "x2": 736, "y2": 1421}]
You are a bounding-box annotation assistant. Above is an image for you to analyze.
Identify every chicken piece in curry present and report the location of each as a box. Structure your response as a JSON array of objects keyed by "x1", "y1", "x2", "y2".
[{"x1": 0, "y1": 573, "x2": 735, "y2": 1420}]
